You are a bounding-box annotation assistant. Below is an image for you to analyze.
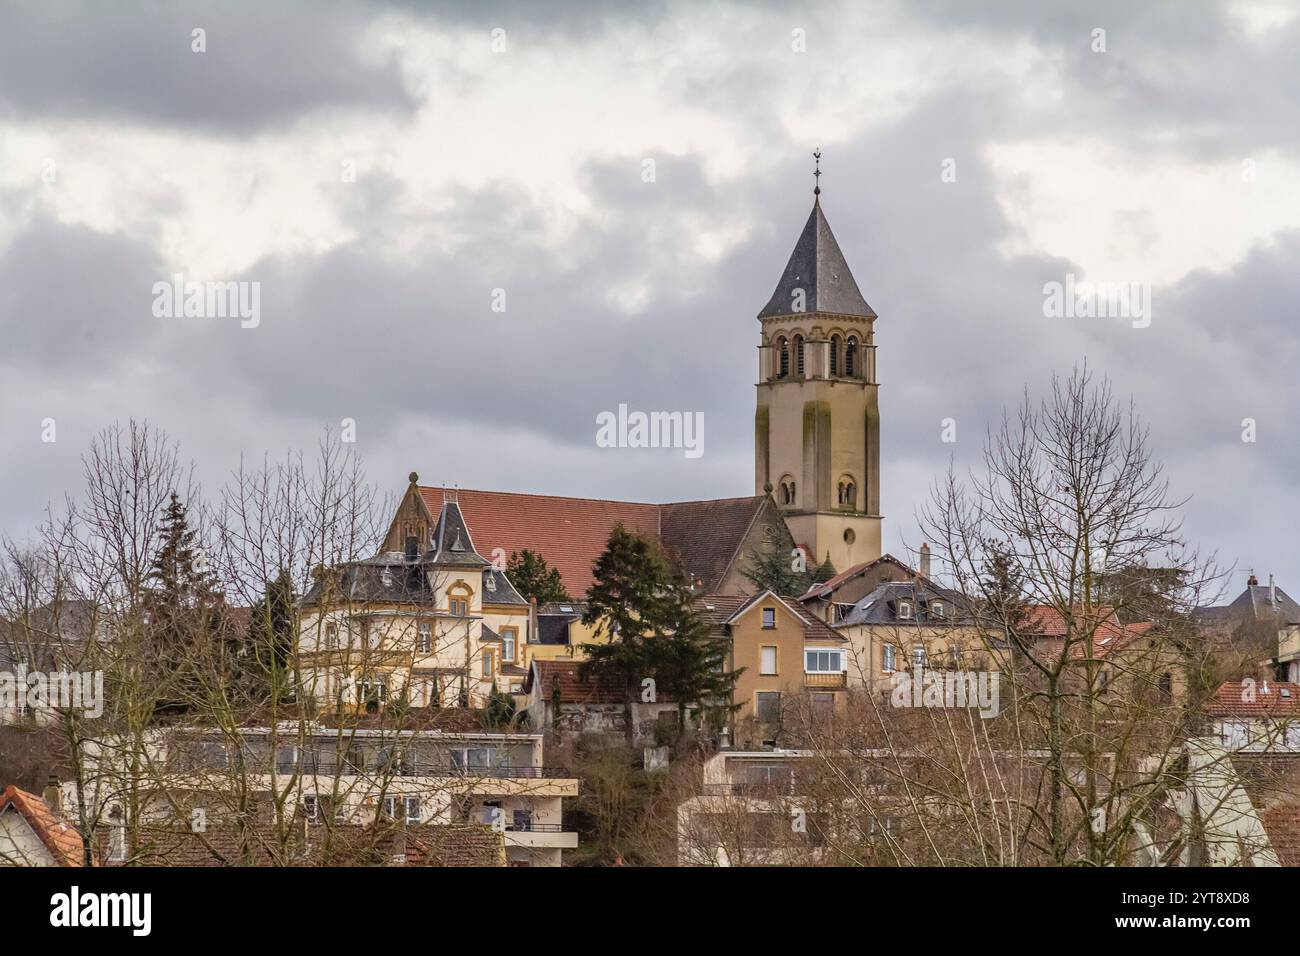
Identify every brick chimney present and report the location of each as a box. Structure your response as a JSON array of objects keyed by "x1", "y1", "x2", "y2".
[{"x1": 918, "y1": 543, "x2": 931, "y2": 580}]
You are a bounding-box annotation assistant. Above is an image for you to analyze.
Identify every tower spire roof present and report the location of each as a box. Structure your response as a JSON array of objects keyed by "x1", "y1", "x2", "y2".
[{"x1": 757, "y1": 172, "x2": 875, "y2": 320}]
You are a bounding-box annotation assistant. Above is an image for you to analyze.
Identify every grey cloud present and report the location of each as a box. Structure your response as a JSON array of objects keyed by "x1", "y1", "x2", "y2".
[
  {"x1": 0, "y1": 1, "x2": 417, "y2": 132},
  {"x1": 0, "y1": 0, "x2": 1297, "y2": 592}
]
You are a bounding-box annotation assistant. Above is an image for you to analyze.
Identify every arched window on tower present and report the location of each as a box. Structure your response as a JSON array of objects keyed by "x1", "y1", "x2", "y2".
[
  {"x1": 778, "y1": 476, "x2": 796, "y2": 506},
  {"x1": 830, "y1": 335, "x2": 842, "y2": 376},
  {"x1": 837, "y1": 476, "x2": 857, "y2": 508},
  {"x1": 794, "y1": 334, "x2": 805, "y2": 377},
  {"x1": 845, "y1": 336, "x2": 858, "y2": 377},
  {"x1": 777, "y1": 337, "x2": 789, "y2": 378}
]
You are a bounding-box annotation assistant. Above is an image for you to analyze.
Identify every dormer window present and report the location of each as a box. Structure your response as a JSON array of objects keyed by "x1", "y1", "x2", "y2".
[
  {"x1": 932, "y1": 601, "x2": 945, "y2": 618},
  {"x1": 897, "y1": 600, "x2": 913, "y2": 620},
  {"x1": 380, "y1": 567, "x2": 393, "y2": 588}
]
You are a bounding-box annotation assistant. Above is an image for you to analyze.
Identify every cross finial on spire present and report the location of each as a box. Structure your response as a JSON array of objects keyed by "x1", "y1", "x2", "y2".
[{"x1": 813, "y1": 148, "x2": 822, "y2": 201}]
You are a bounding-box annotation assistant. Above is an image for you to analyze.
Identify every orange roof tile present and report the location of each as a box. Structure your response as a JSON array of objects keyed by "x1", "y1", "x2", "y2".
[
  {"x1": 1204, "y1": 680, "x2": 1300, "y2": 719},
  {"x1": 0, "y1": 785, "x2": 90, "y2": 867}
]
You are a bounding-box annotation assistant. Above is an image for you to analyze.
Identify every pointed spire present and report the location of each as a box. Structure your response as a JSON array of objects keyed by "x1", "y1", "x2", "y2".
[
  {"x1": 813, "y1": 148, "x2": 822, "y2": 202},
  {"x1": 758, "y1": 167, "x2": 876, "y2": 320}
]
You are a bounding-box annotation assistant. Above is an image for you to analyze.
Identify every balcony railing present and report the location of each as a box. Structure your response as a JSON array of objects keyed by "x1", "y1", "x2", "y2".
[
  {"x1": 804, "y1": 672, "x2": 846, "y2": 688},
  {"x1": 504, "y1": 822, "x2": 565, "y2": 833},
  {"x1": 702, "y1": 782, "x2": 797, "y2": 797},
  {"x1": 276, "y1": 760, "x2": 570, "y2": 779}
]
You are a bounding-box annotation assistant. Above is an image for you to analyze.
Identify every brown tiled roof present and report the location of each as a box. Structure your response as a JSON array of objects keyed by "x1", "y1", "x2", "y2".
[
  {"x1": 1025, "y1": 606, "x2": 1156, "y2": 660},
  {"x1": 525, "y1": 660, "x2": 630, "y2": 705},
  {"x1": 0, "y1": 785, "x2": 90, "y2": 866},
  {"x1": 1260, "y1": 803, "x2": 1300, "y2": 866},
  {"x1": 128, "y1": 822, "x2": 506, "y2": 867},
  {"x1": 696, "y1": 594, "x2": 749, "y2": 628},
  {"x1": 402, "y1": 824, "x2": 506, "y2": 867},
  {"x1": 723, "y1": 591, "x2": 846, "y2": 643},
  {"x1": 801, "y1": 554, "x2": 921, "y2": 600},
  {"x1": 418, "y1": 487, "x2": 768, "y2": 596},
  {"x1": 659, "y1": 497, "x2": 769, "y2": 591},
  {"x1": 1204, "y1": 681, "x2": 1300, "y2": 718}
]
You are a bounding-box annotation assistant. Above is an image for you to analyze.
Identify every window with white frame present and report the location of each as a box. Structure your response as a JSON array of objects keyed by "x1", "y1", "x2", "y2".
[
  {"x1": 302, "y1": 795, "x2": 319, "y2": 823},
  {"x1": 804, "y1": 648, "x2": 844, "y2": 673},
  {"x1": 912, "y1": 645, "x2": 927, "y2": 669},
  {"x1": 932, "y1": 600, "x2": 945, "y2": 618},
  {"x1": 325, "y1": 622, "x2": 339, "y2": 650},
  {"x1": 897, "y1": 600, "x2": 913, "y2": 620},
  {"x1": 760, "y1": 645, "x2": 778, "y2": 675},
  {"x1": 882, "y1": 644, "x2": 897, "y2": 672},
  {"x1": 1286, "y1": 723, "x2": 1300, "y2": 749},
  {"x1": 1220, "y1": 720, "x2": 1249, "y2": 749},
  {"x1": 501, "y1": 627, "x2": 517, "y2": 662},
  {"x1": 404, "y1": 796, "x2": 421, "y2": 824},
  {"x1": 762, "y1": 607, "x2": 776, "y2": 629},
  {"x1": 416, "y1": 621, "x2": 432, "y2": 653},
  {"x1": 481, "y1": 648, "x2": 495, "y2": 677}
]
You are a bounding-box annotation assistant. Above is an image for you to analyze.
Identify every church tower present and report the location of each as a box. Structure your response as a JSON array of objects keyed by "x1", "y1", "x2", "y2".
[{"x1": 754, "y1": 160, "x2": 882, "y2": 573}]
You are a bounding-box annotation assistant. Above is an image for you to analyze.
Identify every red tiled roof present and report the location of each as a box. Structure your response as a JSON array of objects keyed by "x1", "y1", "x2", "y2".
[
  {"x1": 1024, "y1": 606, "x2": 1156, "y2": 660},
  {"x1": 419, "y1": 487, "x2": 766, "y2": 595},
  {"x1": 1204, "y1": 681, "x2": 1300, "y2": 718},
  {"x1": 0, "y1": 785, "x2": 90, "y2": 867},
  {"x1": 1025, "y1": 605, "x2": 1122, "y2": 638}
]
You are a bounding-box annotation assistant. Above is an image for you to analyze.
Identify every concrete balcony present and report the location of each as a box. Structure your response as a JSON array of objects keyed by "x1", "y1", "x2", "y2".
[{"x1": 504, "y1": 824, "x2": 579, "y2": 849}]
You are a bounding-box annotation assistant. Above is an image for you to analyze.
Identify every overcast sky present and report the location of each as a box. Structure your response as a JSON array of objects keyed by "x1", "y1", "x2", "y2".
[{"x1": 1, "y1": 0, "x2": 1297, "y2": 598}]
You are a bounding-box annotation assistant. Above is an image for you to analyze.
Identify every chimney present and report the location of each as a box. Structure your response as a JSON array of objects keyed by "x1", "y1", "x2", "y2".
[
  {"x1": 1270, "y1": 574, "x2": 1277, "y2": 608},
  {"x1": 918, "y1": 543, "x2": 931, "y2": 580},
  {"x1": 1248, "y1": 573, "x2": 1259, "y2": 586},
  {"x1": 43, "y1": 775, "x2": 61, "y2": 813}
]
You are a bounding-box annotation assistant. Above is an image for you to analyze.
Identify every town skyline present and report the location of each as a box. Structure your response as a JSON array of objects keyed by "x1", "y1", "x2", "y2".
[{"x1": 1, "y1": 1, "x2": 1296, "y2": 597}]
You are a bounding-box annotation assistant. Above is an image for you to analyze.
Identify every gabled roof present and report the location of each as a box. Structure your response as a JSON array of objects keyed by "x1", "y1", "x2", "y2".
[
  {"x1": 723, "y1": 589, "x2": 846, "y2": 643},
  {"x1": 800, "y1": 553, "x2": 921, "y2": 601},
  {"x1": 417, "y1": 486, "x2": 772, "y2": 596},
  {"x1": 1204, "y1": 681, "x2": 1300, "y2": 719},
  {"x1": 758, "y1": 199, "x2": 875, "y2": 320},
  {"x1": 659, "y1": 497, "x2": 772, "y2": 591},
  {"x1": 0, "y1": 785, "x2": 89, "y2": 867}
]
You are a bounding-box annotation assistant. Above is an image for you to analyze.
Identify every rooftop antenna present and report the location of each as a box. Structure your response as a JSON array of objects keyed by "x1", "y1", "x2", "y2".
[{"x1": 813, "y1": 148, "x2": 822, "y2": 202}]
